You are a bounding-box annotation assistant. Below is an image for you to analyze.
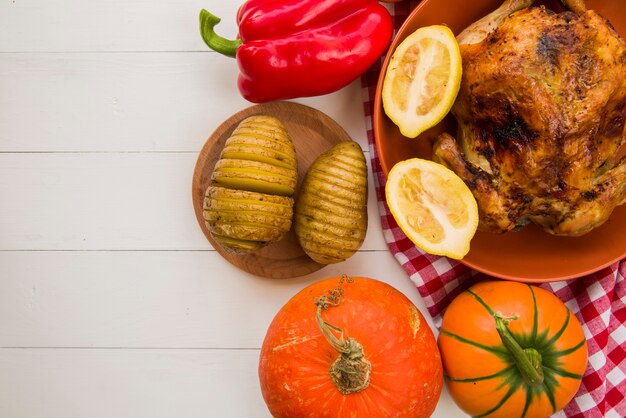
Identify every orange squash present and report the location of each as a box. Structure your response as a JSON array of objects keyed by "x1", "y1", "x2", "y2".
[
  {"x1": 438, "y1": 280, "x2": 588, "y2": 418},
  {"x1": 259, "y1": 276, "x2": 443, "y2": 417}
]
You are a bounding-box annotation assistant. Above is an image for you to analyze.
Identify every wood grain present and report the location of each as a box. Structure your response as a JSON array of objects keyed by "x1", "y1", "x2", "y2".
[
  {"x1": 0, "y1": 250, "x2": 426, "y2": 348},
  {"x1": 192, "y1": 101, "x2": 355, "y2": 279},
  {"x1": 0, "y1": 0, "x2": 468, "y2": 416},
  {"x1": 0, "y1": 153, "x2": 386, "y2": 251}
]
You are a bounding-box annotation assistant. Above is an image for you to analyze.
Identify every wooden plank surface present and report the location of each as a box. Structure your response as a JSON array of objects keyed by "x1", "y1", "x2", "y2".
[
  {"x1": 0, "y1": 348, "x2": 461, "y2": 418},
  {"x1": 0, "y1": 153, "x2": 387, "y2": 251},
  {"x1": 0, "y1": 251, "x2": 428, "y2": 348},
  {"x1": 0, "y1": 0, "x2": 466, "y2": 416},
  {"x1": 0, "y1": 54, "x2": 366, "y2": 152}
]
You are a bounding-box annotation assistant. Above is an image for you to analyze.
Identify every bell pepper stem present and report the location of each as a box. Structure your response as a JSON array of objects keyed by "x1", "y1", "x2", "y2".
[
  {"x1": 494, "y1": 312, "x2": 545, "y2": 386},
  {"x1": 199, "y1": 9, "x2": 242, "y2": 58}
]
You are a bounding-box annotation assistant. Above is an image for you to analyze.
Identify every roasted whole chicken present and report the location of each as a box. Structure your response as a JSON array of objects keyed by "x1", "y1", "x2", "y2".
[{"x1": 433, "y1": 0, "x2": 626, "y2": 236}]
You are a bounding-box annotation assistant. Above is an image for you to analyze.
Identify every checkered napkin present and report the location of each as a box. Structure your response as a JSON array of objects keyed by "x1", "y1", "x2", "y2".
[{"x1": 360, "y1": 2, "x2": 626, "y2": 417}]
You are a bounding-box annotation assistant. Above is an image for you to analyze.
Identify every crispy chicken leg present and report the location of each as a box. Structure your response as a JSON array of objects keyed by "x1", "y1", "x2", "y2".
[
  {"x1": 457, "y1": 0, "x2": 534, "y2": 46},
  {"x1": 561, "y1": 0, "x2": 586, "y2": 14}
]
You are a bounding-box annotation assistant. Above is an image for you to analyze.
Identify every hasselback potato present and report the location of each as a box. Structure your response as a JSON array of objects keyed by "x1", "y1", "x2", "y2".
[
  {"x1": 294, "y1": 141, "x2": 368, "y2": 264},
  {"x1": 203, "y1": 115, "x2": 297, "y2": 252}
]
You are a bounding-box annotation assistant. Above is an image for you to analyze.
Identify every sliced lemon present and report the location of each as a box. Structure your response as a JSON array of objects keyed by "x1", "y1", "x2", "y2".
[
  {"x1": 385, "y1": 158, "x2": 478, "y2": 259},
  {"x1": 382, "y1": 25, "x2": 462, "y2": 138}
]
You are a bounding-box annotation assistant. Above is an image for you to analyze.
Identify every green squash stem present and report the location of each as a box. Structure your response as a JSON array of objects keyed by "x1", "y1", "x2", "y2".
[
  {"x1": 315, "y1": 277, "x2": 371, "y2": 395},
  {"x1": 199, "y1": 9, "x2": 242, "y2": 58},
  {"x1": 494, "y1": 312, "x2": 545, "y2": 386}
]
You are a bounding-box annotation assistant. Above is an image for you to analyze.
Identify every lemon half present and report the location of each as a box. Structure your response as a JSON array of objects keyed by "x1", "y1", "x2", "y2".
[
  {"x1": 382, "y1": 25, "x2": 462, "y2": 138},
  {"x1": 385, "y1": 158, "x2": 478, "y2": 260}
]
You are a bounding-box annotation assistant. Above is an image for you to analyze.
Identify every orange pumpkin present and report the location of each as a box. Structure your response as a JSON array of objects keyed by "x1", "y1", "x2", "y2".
[
  {"x1": 438, "y1": 280, "x2": 588, "y2": 418},
  {"x1": 259, "y1": 276, "x2": 443, "y2": 417}
]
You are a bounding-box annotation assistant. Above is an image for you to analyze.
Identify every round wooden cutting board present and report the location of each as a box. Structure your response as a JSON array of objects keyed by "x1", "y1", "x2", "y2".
[{"x1": 192, "y1": 101, "x2": 355, "y2": 279}]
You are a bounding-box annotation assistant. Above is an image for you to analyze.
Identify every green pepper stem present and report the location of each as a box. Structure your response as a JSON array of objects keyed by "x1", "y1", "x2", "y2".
[
  {"x1": 199, "y1": 9, "x2": 242, "y2": 58},
  {"x1": 494, "y1": 312, "x2": 545, "y2": 386}
]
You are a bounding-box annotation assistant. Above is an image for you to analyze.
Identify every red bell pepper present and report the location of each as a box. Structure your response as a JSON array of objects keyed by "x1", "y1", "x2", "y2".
[{"x1": 199, "y1": 0, "x2": 393, "y2": 103}]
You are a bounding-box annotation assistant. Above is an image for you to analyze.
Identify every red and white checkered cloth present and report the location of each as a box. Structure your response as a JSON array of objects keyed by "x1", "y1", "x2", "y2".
[{"x1": 360, "y1": 2, "x2": 626, "y2": 417}]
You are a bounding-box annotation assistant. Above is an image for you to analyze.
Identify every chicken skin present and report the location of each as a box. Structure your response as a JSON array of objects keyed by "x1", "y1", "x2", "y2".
[{"x1": 433, "y1": 1, "x2": 626, "y2": 236}]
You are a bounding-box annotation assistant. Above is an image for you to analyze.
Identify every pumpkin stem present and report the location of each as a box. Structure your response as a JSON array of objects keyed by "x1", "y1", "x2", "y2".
[
  {"x1": 494, "y1": 312, "x2": 545, "y2": 387},
  {"x1": 315, "y1": 276, "x2": 372, "y2": 395}
]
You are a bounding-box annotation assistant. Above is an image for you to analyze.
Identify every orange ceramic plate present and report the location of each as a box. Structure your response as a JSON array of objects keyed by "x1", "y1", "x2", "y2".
[{"x1": 373, "y1": 0, "x2": 626, "y2": 282}]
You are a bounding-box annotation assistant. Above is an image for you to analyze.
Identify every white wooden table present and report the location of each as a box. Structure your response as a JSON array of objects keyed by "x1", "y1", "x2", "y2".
[{"x1": 0, "y1": 1, "x2": 464, "y2": 416}]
